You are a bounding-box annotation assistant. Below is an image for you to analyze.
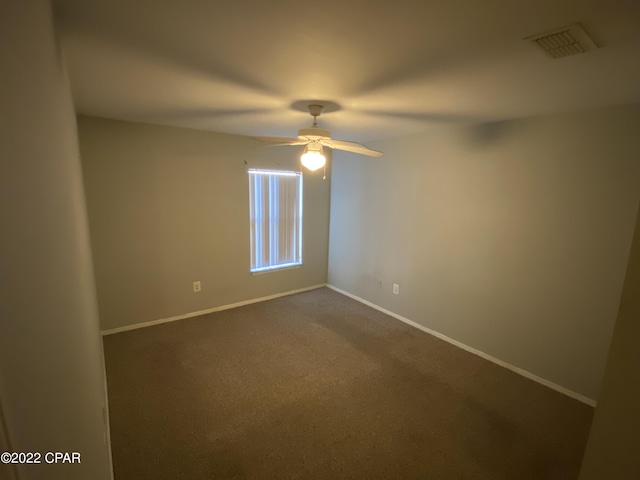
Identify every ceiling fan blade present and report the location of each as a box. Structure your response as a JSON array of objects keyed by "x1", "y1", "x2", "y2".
[
  {"x1": 254, "y1": 136, "x2": 309, "y2": 146},
  {"x1": 321, "y1": 138, "x2": 383, "y2": 157}
]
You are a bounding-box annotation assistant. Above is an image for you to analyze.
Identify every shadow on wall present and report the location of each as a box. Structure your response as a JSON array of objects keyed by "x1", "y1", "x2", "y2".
[{"x1": 463, "y1": 120, "x2": 521, "y2": 148}]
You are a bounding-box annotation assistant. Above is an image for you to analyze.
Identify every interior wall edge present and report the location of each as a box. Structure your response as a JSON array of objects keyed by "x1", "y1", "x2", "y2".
[
  {"x1": 0, "y1": 395, "x2": 18, "y2": 480},
  {"x1": 327, "y1": 284, "x2": 597, "y2": 407}
]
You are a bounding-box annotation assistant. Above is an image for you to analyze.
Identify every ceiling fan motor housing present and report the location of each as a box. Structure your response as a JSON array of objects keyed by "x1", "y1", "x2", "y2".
[{"x1": 308, "y1": 104, "x2": 324, "y2": 117}]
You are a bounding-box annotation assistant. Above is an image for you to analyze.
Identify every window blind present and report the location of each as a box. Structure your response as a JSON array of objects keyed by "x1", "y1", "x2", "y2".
[{"x1": 248, "y1": 169, "x2": 303, "y2": 272}]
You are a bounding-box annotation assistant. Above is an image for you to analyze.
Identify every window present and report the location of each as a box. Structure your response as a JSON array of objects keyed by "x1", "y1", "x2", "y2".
[{"x1": 248, "y1": 169, "x2": 303, "y2": 273}]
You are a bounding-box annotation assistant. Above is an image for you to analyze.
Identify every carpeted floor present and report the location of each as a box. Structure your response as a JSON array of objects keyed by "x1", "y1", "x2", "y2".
[{"x1": 103, "y1": 287, "x2": 593, "y2": 479}]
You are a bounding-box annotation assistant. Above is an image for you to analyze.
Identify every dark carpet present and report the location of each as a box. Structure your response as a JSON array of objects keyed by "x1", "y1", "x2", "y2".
[{"x1": 103, "y1": 287, "x2": 593, "y2": 479}]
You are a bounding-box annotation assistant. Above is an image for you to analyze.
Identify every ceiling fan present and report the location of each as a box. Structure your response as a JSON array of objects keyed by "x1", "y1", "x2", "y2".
[{"x1": 255, "y1": 104, "x2": 383, "y2": 172}]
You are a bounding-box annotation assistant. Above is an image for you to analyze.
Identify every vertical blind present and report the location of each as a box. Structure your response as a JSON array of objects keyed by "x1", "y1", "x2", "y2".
[{"x1": 248, "y1": 169, "x2": 303, "y2": 272}]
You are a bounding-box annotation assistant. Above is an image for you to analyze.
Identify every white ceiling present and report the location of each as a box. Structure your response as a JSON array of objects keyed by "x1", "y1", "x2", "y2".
[{"x1": 54, "y1": 0, "x2": 640, "y2": 142}]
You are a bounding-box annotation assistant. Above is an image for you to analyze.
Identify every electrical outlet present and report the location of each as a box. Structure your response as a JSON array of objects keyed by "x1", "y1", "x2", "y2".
[
  {"x1": 377, "y1": 279, "x2": 382, "y2": 288},
  {"x1": 193, "y1": 281, "x2": 201, "y2": 293},
  {"x1": 393, "y1": 283, "x2": 399, "y2": 295}
]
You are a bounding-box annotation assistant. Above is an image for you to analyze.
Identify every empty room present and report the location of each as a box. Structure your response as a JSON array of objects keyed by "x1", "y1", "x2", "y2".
[{"x1": 2, "y1": 1, "x2": 640, "y2": 480}]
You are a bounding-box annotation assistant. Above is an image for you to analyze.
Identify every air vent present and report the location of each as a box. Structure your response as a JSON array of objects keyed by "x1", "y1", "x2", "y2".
[{"x1": 526, "y1": 23, "x2": 598, "y2": 59}]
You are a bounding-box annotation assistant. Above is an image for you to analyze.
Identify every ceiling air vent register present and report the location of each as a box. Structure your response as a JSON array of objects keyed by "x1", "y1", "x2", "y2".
[{"x1": 526, "y1": 23, "x2": 598, "y2": 59}]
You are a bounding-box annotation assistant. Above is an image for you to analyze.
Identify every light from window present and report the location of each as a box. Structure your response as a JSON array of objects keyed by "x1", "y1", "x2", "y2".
[{"x1": 248, "y1": 169, "x2": 303, "y2": 273}]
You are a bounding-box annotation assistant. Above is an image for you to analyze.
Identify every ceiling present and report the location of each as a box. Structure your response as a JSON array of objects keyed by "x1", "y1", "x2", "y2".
[{"x1": 54, "y1": 0, "x2": 640, "y2": 142}]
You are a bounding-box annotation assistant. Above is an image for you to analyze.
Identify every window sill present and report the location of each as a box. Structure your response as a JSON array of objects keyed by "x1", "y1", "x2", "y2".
[{"x1": 250, "y1": 263, "x2": 302, "y2": 275}]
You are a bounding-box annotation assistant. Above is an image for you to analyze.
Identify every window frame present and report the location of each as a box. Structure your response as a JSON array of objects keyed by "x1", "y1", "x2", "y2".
[{"x1": 248, "y1": 168, "x2": 303, "y2": 274}]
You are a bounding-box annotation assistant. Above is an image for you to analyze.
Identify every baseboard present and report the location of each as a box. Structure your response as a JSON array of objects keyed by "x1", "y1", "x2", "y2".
[
  {"x1": 326, "y1": 284, "x2": 597, "y2": 407},
  {"x1": 101, "y1": 283, "x2": 327, "y2": 336}
]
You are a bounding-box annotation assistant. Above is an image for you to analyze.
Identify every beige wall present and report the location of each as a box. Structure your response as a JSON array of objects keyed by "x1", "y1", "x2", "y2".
[
  {"x1": 579, "y1": 204, "x2": 640, "y2": 479},
  {"x1": 78, "y1": 116, "x2": 331, "y2": 331},
  {"x1": 0, "y1": 2, "x2": 112, "y2": 479},
  {"x1": 328, "y1": 105, "x2": 640, "y2": 401}
]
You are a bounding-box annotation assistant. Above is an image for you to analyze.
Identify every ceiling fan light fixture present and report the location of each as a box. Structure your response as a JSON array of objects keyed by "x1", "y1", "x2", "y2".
[{"x1": 300, "y1": 142, "x2": 326, "y2": 171}]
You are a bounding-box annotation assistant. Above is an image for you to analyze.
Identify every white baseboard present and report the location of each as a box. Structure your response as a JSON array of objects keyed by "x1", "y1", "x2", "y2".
[
  {"x1": 101, "y1": 284, "x2": 327, "y2": 336},
  {"x1": 326, "y1": 284, "x2": 597, "y2": 407}
]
